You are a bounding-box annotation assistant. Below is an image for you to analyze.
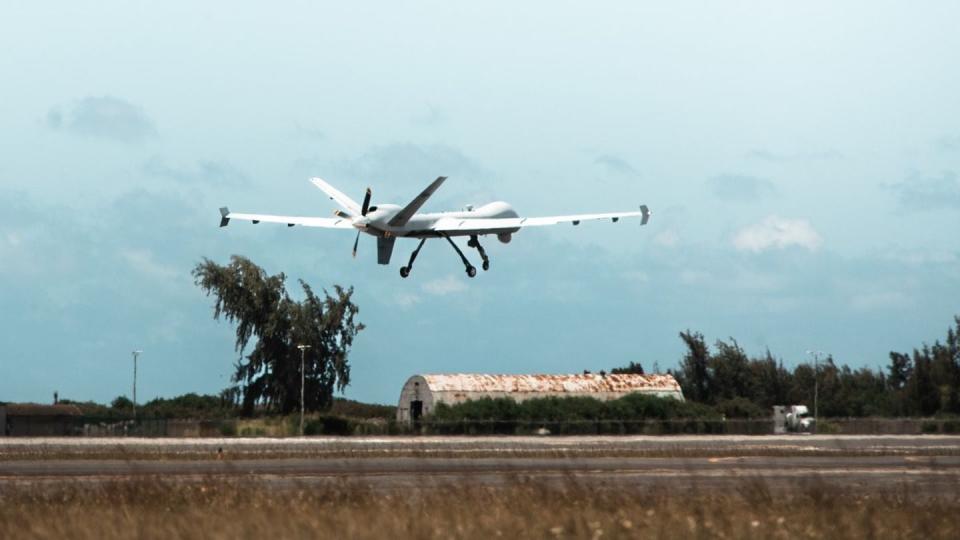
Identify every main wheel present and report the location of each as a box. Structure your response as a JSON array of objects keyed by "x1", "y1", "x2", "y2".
[
  {"x1": 482, "y1": 260, "x2": 490, "y2": 271},
  {"x1": 400, "y1": 267, "x2": 410, "y2": 278},
  {"x1": 466, "y1": 265, "x2": 477, "y2": 278}
]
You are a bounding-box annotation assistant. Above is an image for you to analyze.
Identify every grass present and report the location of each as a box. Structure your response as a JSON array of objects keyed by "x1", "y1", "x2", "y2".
[{"x1": 1, "y1": 476, "x2": 958, "y2": 539}]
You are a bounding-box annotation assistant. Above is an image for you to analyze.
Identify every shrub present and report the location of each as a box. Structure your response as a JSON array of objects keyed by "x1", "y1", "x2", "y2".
[{"x1": 715, "y1": 397, "x2": 769, "y2": 419}]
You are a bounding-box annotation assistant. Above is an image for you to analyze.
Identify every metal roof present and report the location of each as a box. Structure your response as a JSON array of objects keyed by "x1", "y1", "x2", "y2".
[{"x1": 420, "y1": 373, "x2": 681, "y2": 394}]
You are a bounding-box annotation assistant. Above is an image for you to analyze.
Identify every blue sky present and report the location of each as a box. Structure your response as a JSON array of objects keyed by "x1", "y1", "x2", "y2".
[{"x1": 2, "y1": 2, "x2": 959, "y2": 406}]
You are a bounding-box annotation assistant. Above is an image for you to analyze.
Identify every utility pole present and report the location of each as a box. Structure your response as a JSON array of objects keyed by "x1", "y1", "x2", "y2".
[
  {"x1": 806, "y1": 350, "x2": 823, "y2": 433},
  {"x1": 132, "y1": 350, "x2": 143, "y2": 421},
  {"x1": 297, "y1": 344, "x2": 311, "y2": 436}
]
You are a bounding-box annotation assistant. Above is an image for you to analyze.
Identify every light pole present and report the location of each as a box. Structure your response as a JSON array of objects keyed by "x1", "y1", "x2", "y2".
[
  {"x1": 806, "y1": 350, "x2": 824, "y2": 433},
  {"x1": 297, "y1": 344, "x2": 311, "y2": 436},
  {"x1": 132, "y1": 350, "x2": 143, "y2": 420}
]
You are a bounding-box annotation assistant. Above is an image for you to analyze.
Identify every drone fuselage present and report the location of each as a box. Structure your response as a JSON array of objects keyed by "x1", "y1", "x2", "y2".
[{"x1": 359, "y1": 201, "x2": 520, "y2": 239}]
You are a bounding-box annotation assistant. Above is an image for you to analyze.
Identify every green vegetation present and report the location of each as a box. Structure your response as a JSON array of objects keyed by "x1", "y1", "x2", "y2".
[
  {"x1": 63, "y1": 393, "x2": 235, "y2": 419},
  {"x1": 428, "y1": 394, "x2": 722, "y2": 434},
  {"x1": 193, "y1": 256, "x2": 363, "y2": 416},
  {"x1": 670, "y1": 315, "x2": 960, "y2": 418}
]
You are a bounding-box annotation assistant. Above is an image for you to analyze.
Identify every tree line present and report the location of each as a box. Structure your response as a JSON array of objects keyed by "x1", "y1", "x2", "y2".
[
  {"x1": 72, "y1": 254, "x2": 954, "y2": 422},
  {"x1": 666, "y1": 316, "x2": 960, "y2": 418}
]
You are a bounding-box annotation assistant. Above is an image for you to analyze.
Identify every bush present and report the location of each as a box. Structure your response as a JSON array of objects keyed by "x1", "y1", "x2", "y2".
[
  {"x1": 328, "y1": 398, "x2": 395, "y2": 419},
  {"x1": 715, "y1": 397, "x2": 769, "y2": 419},
  {"x1": 219, "y1": 421, "x2": 237, "y2": 436},
  {"x1": 426, "y1": 393, "x2": 725, "y2": 435},
  {"x1": 303, "y1": 415, "x2": 353, "y2": 436}
]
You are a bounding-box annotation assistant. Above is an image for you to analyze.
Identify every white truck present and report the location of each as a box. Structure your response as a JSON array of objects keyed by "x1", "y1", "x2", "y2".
[{"x1": 773, "y1": 405, "x2": 815, "y2": 433}]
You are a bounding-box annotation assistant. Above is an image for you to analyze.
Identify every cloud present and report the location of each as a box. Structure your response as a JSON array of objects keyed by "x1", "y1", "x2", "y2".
[
  {"x1": 294, "y1": 123, "x2": 325, "y2": 140},
  {"x1": 47, "y1": 96, "x2": 157, "y2": 143},
  {"x1": 335, "y1": 143, "x2": 489, "y2": 185},
  {"x1": 849, "y1": 291, "x2": 912, "y2": 312},
  {"x1": 411, "y1": 105, "x2": 445, "y2": 127},
  {"x1": 653, "y1": 229, "x2": 680, "y2": 248},
  {"x1": 936, "y1": 135, "x2": 960, "y2": 152},
  {"x1": 121, "y1": 249, "x2": 179, "y2": 281},
  {"x1": 732, "y1": 216, "x2": 822, "y2": 253},
  {"x1": 747, "y1": 149, "x2": 843, "y2": 162},
  {"x1": 708, "y1": 174, "x2": 776, "y2": 202},
  {"x1": 889, "y1": 171, "x2": 960, "y2": 211},
  {"x1": 143, "y1": 157, "x2": 250, "y2": 186},
  {"x1": 594, "y1": 155, "x2": 639, "y2": 176},
  {"x1": 421, "y1": 275, "x2": 467, "y2": 295},
  {"x1": 392, "y1": 291, "x2": 422, "y2": 308}
]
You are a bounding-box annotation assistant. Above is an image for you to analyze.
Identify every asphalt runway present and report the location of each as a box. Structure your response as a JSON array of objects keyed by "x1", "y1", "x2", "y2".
[
  {"x1": 4, "y1": 434, "x2": 960, "y2": 458},
  {"x1": 3, "y1": 436, "x2": 960, "y2": 494}
]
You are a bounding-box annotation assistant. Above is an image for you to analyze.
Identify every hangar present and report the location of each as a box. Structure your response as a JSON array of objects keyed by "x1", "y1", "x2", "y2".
[
  {"x1": 0, "y1": 403, "x2": 82, "y2": 436},
  {"x1": 396, "y1": 373, "x2": 684, "y2": 424}
]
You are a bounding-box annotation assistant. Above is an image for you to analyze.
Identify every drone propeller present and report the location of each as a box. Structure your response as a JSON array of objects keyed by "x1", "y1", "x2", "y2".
[
  {"x1": 361, "y1": 188, "x2": 372, "y2": 216},
  {"x1": 352, "y1": 187, "x2": 374, "y2": 258}
]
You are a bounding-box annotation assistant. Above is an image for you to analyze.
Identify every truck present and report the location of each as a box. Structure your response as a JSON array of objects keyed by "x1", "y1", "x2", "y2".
[{"x1": 773, "y1": 405, "x2": 815, "y2": 433}]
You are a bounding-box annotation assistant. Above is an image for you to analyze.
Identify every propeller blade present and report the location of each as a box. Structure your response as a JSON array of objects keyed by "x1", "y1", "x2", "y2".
[
  {"x1": 361, "y1": 188, "x2": 372, "y2": 216},
  {"x1": 352, "y1": 230, "x2": 360, "y2": 258}
]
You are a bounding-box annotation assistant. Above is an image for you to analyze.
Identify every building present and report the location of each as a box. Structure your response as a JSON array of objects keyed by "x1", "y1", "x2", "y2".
[
  {"x1": 396, "y1": 373, "x2": 684, "y2": 424},
  {"x1": 0, "y1": 403, "x2": 83, "y2": 436}
]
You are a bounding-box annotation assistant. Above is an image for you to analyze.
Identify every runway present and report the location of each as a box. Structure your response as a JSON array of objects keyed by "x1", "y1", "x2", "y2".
[
  {"x1": 3, "y1": 436, "x2": 960, "y2": 494},
  {"x1": 3, "y1": 434, "x2": 960, "y2": 459}
]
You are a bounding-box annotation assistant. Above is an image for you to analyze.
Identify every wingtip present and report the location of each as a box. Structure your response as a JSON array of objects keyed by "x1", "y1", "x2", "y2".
[
  {"x1": 640, "y1": 204, "x2": 651, "y2": 226},
  {"x1": 219, "y1": 206, "x2": 230, "y2": 227}
]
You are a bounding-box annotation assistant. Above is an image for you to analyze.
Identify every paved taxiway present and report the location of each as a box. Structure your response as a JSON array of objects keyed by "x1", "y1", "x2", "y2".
[
  {"x1": 3, "y1": 434, "x2": 960, "y2": 458},
  {"x1": 2, "y1": 436, "x2": 959, "y2": 494}
]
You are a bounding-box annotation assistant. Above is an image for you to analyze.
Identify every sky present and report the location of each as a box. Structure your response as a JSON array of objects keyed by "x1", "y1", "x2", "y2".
[{"x1": 1, "y1": 1, "x2": 959, "y2": 406}]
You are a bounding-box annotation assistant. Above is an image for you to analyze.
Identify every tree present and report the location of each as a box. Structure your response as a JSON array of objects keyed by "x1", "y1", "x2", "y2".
[
  {"x1": 907, "y1": 347, "x2": 939, "y2": 416},
  {"x1": 710, "y1": 338, "x2": 752, "y2": 403},
  {"x1": 677, "y1": 330, "x2": 711, "y2": 403},
  {"x1": 193, "y1": 256, "x2": 363, "y2": 415},
  {"x1": 611, "y1": 361, "x2": 645, "y2": 375}
]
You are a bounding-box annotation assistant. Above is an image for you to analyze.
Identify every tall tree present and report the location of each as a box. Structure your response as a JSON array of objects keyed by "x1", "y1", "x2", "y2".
[
  {"x1": 677, "y1": 330, "x2": 711, "y2": 403},
  {"x1": 193, "y1": 256, "x2": 363, "y2": 415},
  {"x1": 710, "y1": 338, "x2": 751, "y2": 403},
  {"x1": 906, "y1": 347, "x2": 939, "y2": 416}
]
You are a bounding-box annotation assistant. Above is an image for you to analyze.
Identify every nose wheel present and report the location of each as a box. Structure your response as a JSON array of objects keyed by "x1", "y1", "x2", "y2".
[{"x1": 399, "y1": 238, "x2": 426, "y2": 279}]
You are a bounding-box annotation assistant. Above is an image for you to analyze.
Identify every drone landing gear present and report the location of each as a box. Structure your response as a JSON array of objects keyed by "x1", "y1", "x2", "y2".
[
  {"x1": 399, "y1": 238, "x2": 426, "y2": 278},
  {"x1": 467, "y1": 235, "x2": 490, "y2": 271},
  {"x1": 441, "y1": 234, "x2": 477, "y2": 278}
]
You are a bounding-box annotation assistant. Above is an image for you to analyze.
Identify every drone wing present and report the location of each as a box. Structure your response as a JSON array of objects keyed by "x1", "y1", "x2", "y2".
[
  {"x1": 219, "y1": 207, "x2": 354, "y2": 229},
  {"x1": 388, "y1": 176, "x2": 447, "y2": 227},
  {"x1": 431, "y1": 205, "x2": 650, "y2": 234},
  {"x1": 309, "y1": 177, "x2": 362, "y2": 216}
]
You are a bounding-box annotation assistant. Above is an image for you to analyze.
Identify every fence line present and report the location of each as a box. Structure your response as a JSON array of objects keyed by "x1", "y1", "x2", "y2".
[{"x1": 4, "y1": 415, "x2": 959, "y2": 437}]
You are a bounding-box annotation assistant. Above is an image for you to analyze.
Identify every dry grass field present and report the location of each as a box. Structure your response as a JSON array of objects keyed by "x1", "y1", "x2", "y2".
[{"x1": 1, "y1": 476, "x2": 958, "y2": 540}]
